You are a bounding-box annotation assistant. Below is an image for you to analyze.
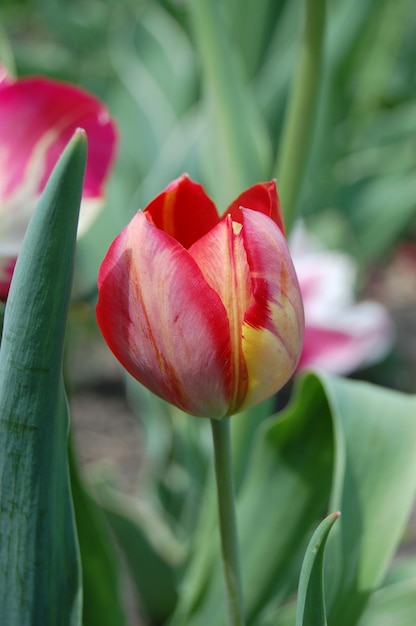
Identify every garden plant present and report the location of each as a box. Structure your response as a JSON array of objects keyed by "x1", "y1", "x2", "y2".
[{"x1": 0, "y1": 1, "x2": 416, "y2": 625}]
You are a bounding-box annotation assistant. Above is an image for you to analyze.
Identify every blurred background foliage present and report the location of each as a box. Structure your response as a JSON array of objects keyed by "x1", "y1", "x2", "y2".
[{"x1": 2, "y1": 0, "x2": 416, "y2": 273}]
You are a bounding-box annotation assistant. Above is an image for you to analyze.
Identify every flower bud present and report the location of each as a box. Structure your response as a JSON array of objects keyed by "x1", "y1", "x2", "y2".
[{"x1": 97, "y1": 175, "x2": 304, "y2": 418}]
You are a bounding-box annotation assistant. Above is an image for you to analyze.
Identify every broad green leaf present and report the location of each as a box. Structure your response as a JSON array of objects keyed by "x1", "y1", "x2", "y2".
[
  {"x1": 359, "y1": 581, "x2": 416, "y2": 626},
  {"x1": 68, "y1": 443, "x2": 128, "y2": 626},
  {"x1": 0, "y1": 132, "x2": 86, "y2": 625},
  {"x1": 240, "y1": 377, "x2": 334, "y2": 623},
  {"x1": 296, "y1": 512, "x2": 340, "y2": 626},
  {"x1": 381, "y1": 558, "x2": 416, "y2": 587},
  {"x1": 320, "y1": 374, "x2": 416, "y2": 625},
  {"x1": 357, "y1": 558, "x2": 416, "y2": 626}
]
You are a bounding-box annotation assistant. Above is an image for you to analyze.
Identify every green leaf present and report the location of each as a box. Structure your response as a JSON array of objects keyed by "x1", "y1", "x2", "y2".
[
  {"x1": 296, "y1": 512, "x2": 340, "y2": 626},
  {"x1": 68, "y1": 444, "x2": 128, "y2": 626},
  {"x1": 239, "y1": 377, "x2": 334, "y2": 623},
  {"x1": 0, "y1": 131, "x2": 86, "y2": 625},
  {"x1": 321, "y1": 374, "x2": 416, "y2": 625},
  {"x1": 170, "y1": 372, "x2": 416, "y2": 626},
  {"x1": 357, "y1": 558, "x2": 416, "y2": 626},
  {"x1": 359, "y1": 581, "x2": 416, "y2": 626},
  {"x1": 170, "y1": 374, "x2": 335, "y2": 626}
]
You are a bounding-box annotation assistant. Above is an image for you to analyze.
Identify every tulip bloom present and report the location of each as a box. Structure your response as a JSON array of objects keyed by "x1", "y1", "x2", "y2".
[
  {"x1": 97, "y1": 175, "x2": 304, "y2": 419},
  {"x1": 290, "y1": 224, "x2": 393, "y2": 374},
  {"x1": 0, "y1": 65, "x2": 117, "y2": 300}
]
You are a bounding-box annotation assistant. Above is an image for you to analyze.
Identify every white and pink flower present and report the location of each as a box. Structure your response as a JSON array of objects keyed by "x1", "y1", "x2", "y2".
[
  {"x1": 0, "y1": 65, "x2": 117, "y2": 300},
  {"x1": 291, "y1": 224, "x2": 393, "y2": 374}
]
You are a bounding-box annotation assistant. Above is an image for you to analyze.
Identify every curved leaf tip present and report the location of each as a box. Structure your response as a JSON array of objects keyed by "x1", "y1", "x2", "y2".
[{"x1": 296, "y1": 511, "x2": 340, "y2": 626}]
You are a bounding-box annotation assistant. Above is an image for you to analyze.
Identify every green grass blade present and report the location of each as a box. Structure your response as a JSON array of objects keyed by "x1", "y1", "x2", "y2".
[
  {"x1": 296, "y1": 512, "x2": 340, "y2": 626},
  {"x1": 0, "y1": 131, "x2": 87, "y2": 625}
]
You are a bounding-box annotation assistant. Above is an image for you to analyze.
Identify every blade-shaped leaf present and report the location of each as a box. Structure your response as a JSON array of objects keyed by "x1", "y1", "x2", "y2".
[
  {"x1": 0, "y1": 131, "x2": 86, "y2": 625},
  {"x1": 68, "y1": 443, "x2": 128, "y2": 626},
  {"x1": 296, "y1": 512, "x2": 340, "y2": 626}
]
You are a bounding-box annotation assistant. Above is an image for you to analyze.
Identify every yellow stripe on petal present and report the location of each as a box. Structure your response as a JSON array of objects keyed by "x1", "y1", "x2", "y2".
[
  {"x1": 235, "y1": 208, "x2": 304, "y2": 412},
  {"x1": 239, "y1": 297, "x2": 303, "y2": 412},
  {"x1": 189, "y1": 215, "x2": 253, "y2": 414}
]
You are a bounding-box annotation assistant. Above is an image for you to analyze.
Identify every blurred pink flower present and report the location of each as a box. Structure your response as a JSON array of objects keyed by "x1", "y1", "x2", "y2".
[
  {"x1": 0, "y1": 65, "x2": 117, "y2": 300},
  {"x1": 290, "y1": 224, "x2": 394, "y2": 374}
]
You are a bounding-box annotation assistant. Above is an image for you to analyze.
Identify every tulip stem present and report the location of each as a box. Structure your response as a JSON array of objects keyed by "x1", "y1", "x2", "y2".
[
  {"x1": 210, "y1": 417, "x2": 245, "y2": 626},
  {"x1": 276, "y1": 0, "x2": 326, "y2": 233}
]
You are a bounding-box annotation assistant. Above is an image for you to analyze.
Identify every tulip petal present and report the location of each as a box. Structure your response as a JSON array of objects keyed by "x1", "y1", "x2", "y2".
[
  {"x1": 189, "y1": 215, "x2": 253, "y2": 413},
  {"x1": 298, "y1": 302, "x2": 393, "y2": 374},
  {"x1": 0, "y1": 257, "x2": 15, "y2": 301},
  {"x1": 290, "y1": 223, "x2": 393, "y2": 374},
  {"x1": 145, "y1": 174, "x2": 221, "y2": 249},
  {"x1": 0, "y1": 73, "x2": 117, "y2": 300},
  {"x1": 0, "y1": 77, "x2": 116, "y2": 204},
  {"x1": 225, "y1": 180, "x2": 285, "y2": 235},
  {"x1": 238, "y1": 209, "x2": 304, "y2": 411},
  {"x1": 0, "y1": 64, "x2": 12, "y2": 86},
  {"x1": 96, "y1": 211, "x2": 233, "y2": 418}
]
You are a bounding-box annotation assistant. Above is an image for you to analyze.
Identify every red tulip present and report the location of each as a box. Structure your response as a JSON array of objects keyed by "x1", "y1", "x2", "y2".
[
  {"x1": 97, "y1": 175, "x2": 304, "y2": 418},
  {"x1": 0, "y1": 64, "x2": 117, "y2": 300}
]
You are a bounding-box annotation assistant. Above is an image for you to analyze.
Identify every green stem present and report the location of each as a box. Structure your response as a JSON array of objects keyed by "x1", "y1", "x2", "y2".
[
  {"x1": 276, "y1": 0, "x2": 326, "y2": 233},
  {"x1": 210, "y1": 417, "x2": 245, "y2": 626}
]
